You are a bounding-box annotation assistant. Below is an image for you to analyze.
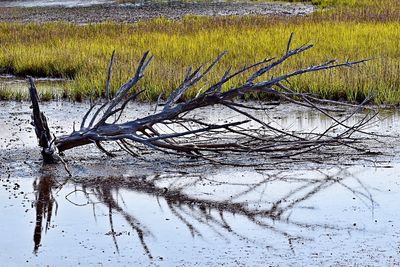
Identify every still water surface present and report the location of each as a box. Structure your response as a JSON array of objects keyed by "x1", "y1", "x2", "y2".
[{"x1": 0, "y1": 101, "x2": 399, "y2": 266}]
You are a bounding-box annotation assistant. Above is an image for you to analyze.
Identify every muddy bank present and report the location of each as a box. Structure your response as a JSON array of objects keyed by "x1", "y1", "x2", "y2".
[
  {"x1": 0, "y1": 1, "x2": 313, "y2": 23},
  {"x1": 0, "y1": 0, "x2": 112, "y2": 8},
  {"x1": 1, "y1": 100, "x2": 398, "y2": 170}
]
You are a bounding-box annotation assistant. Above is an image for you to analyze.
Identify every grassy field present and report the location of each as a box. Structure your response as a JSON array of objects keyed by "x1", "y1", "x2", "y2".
[{"x1": 0, "y1": 0, "x2": 399, "y2": 104}]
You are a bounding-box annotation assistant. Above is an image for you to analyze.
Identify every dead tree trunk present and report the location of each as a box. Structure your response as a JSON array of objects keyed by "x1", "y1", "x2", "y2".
[
  {"x1": 28, "y1": 35, "x2": 373, "y2": 165},
  {"x1": 29, "y1": 77, "x2": 58, "y2": 163}
]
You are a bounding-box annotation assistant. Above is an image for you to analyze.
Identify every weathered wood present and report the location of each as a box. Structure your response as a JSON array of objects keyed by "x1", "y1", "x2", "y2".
[
  {"x1": 28, "y1": 35, "x2": 374, "y2": 165},
  {"x1": 28, "y1": 77, "x2": 57, "y2": 163}
]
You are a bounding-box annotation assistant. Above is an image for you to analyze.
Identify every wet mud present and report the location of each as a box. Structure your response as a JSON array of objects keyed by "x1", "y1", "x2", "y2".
[
  {"x1": 1, "y1": 100, "x2": 400, "y2": 266},
  {"x1": 0, "y1": 0, "x2": 113, "y2": 8},
  {"x1": 0, "y1": 1, "x2": 314, "y2": 23}
]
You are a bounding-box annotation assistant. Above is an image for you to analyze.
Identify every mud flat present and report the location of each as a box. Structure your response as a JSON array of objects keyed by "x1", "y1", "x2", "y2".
[
  {"x1": 0, "y1": 0, "x2": 113, "y2": 8},
  {"x1": 0, "y1": 1, "x2": 313, "y2": 23},
  {"x1": 0, "y1": 101, "x2": 400, "y2": 266}
]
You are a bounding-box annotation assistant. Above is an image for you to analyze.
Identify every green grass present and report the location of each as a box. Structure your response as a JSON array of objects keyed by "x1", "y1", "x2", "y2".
[{"x1": 0, "y1": 0, "x2": 399, "y2": 104}]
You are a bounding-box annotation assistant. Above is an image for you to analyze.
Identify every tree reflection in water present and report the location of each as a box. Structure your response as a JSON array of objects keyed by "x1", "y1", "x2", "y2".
[
  {"x1": 32, "y1": 168, "x2": 375, "y2": 258},
  {"x1": 33, "y1": 175, "x2": 57, "y2": 254}
]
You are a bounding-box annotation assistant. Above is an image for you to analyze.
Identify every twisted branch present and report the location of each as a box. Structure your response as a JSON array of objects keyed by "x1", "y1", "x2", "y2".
[{"x1": 28, "y1": 35, "x2": 375, "y2": 165}]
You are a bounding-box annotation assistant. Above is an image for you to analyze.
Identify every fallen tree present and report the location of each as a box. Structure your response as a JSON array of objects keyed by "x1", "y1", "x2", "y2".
[{"x1": 28, "y1": 35, "x2": 375, "y2": 169}]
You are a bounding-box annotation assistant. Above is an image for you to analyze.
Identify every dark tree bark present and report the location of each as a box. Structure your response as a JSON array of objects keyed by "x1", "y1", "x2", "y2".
[{"x1": 28, "y1": 34, "x2": 373, "y2": 166}]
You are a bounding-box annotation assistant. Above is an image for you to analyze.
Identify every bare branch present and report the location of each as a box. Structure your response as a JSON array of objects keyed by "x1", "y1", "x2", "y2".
[
  {"x1": 105, "y1": 50, "x2": 115, "y2": 100},
  {"x1": 27, "y1": 34, "x2": 377, "y2": 167}
]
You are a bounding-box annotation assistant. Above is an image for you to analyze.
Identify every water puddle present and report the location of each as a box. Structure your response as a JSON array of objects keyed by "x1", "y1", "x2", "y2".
[
  {"x1": 0, "y1": 101, "x2": 399, "y2": 265},
  {"x1": 0, "y1": 76, "x2": 66, "y2": 101}
]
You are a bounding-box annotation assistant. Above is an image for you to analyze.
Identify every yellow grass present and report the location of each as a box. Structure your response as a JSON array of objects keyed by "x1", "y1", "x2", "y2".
[{"x1": 0, "y1": 0, "x2": 399, "y2": 103}]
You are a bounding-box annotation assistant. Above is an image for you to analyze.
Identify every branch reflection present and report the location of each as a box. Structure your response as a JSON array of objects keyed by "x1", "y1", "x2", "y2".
[
  {"x1": 33, "y1": 175, "x2": 57, "y2": 254},
  {"x1": 32, "y1": 168, "x2": 375, "y2": 257}
]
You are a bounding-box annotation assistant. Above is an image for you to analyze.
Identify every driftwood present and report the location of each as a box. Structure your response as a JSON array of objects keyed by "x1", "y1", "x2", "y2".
[{"x1": 28, "y1": 35, "x2": 373, "y2": 167}]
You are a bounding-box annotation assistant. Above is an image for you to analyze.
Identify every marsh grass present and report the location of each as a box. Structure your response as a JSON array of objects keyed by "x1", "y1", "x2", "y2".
[{"x1": 0, "y1": 0, "x2": 399, "y2": 103}]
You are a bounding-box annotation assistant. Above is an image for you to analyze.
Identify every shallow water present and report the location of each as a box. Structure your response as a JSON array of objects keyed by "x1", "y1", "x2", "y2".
[
  {"x1": 0, "y1": 101, "x2": 400, "y2": 266},
  {"x1": 0, "y1": 76, "x2": 66, "y2": 101}
]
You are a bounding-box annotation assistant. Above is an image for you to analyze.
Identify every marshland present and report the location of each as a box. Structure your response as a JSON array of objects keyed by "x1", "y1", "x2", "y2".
[
  {"x1": 0, "y1": 0, "x2": 400, "y2": 266},
  {"x1": 0, "y1": 0, "x2": 399, "y2": 103}
]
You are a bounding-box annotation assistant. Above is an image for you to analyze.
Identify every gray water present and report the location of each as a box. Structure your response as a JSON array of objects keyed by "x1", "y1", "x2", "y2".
[{"x1": 0, "y1": 100, "x2": 399, "y2": 266}]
